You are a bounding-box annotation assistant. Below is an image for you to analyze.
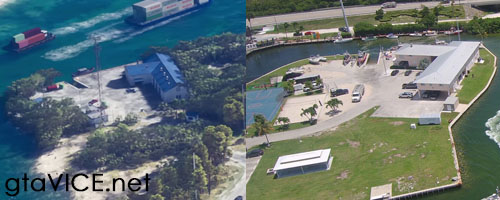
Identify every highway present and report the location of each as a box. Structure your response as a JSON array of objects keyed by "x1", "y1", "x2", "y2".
[{"x1": 247, "y1": 0, "x2": 499, "y2": 27}]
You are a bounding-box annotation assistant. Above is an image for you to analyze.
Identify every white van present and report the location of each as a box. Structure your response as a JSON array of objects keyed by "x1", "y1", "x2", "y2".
[{"x1": 352, "y1": 84, "x2": 365, "y2": 102}]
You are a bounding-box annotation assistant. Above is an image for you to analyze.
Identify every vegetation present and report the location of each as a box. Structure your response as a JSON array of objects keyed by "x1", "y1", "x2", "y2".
[
  {"x1": 251, "y1": 114, "x2": 273, "y2": 144},
  {"x1": 147, "y1": 33, "x2": 245, "y2": 132},
  {"x1": 377, "y1": 5, "x2": 464, "y2": 23},
  {"x1": 300, "y1": 104, "x2": 318, "y2": 124},
  {"x1": 247, "y1": 108, "x2": 459, "y2": 199},
  {"x1": 265, "y1": 15, "x2": 377, "y2": 34},
  {"x1": 326, "y1": 98, "x2": 343, "y2": 112},
  {"x1": 457, "y1": 49, "x2": 496, "y2": 104},
  {"x1": 4, "y1": 69, "x2": 89, "y2": 150},
  {"x1": 247, "y1": 121, "x2": 313, "y2": 137}
]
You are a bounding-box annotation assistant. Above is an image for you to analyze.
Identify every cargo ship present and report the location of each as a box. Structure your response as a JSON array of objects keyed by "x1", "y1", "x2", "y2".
[
  {"x1": 125, "y1": 0, "x2": 211, "y2": 26},
  {"x1": 2, "y1": 28, "x2": 55, "y2": 53}
]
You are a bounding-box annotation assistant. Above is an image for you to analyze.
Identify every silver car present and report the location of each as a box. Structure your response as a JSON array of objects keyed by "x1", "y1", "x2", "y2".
[{"x1": 399, "y1": 92, "x2": 413, "y2": 98}]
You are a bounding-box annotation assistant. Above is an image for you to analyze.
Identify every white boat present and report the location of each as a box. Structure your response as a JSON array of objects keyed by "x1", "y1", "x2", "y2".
[
  {"x1": 386, "y1": 33, "x2": 398, "y2": 39},
  {"x1": 316, "y1": 54, "x2": 327, "y2": 62},
  {"x1": 409, "y1": 32, "x2": 423, "y2": 37},
  {"x1": 435, "y1": 38, "x2": 447, "y2": 45},
  {"x1": 334, "y1": 37, "x2": 353, "y2": 43},
  {"x1": 361, "y1": 35, "x2": 377, "y2": 41},
  {"x1": 309, "y1": 56, "x2": 320, "y2": 64},
  {"x1": 425, "y1": 30, "x2": 437, "y2": 36}
]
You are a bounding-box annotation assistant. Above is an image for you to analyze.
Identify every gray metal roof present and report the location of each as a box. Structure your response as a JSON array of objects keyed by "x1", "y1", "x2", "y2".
[
  {"x1": 413, "y1": 41, "x2": 480, "y2": 85},
  {"x1": 394, "y1": 44, "x2": 455, "y2": 57},
  {"x1": 133, "y1": 0, "x2": 160, "y2": 8}
]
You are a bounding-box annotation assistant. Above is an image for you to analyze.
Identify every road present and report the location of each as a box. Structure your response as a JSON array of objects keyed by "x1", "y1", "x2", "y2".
[
  {"x1": 217, "y1": 149, "x2": 246, "y2": 200},
  {"x1": 247, "y1": 0, "x2": 499, "y2": 27},
  {"x1": 247, "y1": 2, "x2": 442, "y2": 27}
]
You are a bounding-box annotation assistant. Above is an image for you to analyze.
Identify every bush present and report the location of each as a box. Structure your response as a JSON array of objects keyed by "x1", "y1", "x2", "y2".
[
  {"x1": 341, "y1": 32, "x2": 352, "y2": 38},
  {"x1": 123, "y1": 113, "x2": 139, "y2": 126}
]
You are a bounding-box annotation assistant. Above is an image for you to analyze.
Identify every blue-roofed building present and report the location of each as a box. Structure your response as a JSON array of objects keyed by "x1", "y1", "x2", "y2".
[{"x1": 125, "y1": 53, "x2": 189, "y2": 102}]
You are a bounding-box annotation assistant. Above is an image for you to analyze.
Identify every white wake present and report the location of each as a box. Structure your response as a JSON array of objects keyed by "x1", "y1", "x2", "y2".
[
  {"x1": 52, "y1": 8, "x2": 132, "y2": 35},
  {"x1": 485, "y1": 110, "x2": 500, "y2": 148}
]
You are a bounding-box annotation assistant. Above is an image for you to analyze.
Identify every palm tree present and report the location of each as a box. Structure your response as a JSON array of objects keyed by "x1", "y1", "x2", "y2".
[
  {"x1": 277, "y1": 117, "x2": 290, "y2": 129},
  {"x1": 326, "y1": 98, "x2": 343, "y2": 112},
  {"x1": 292, "y1": 22, "x2": 298, "y2": 31},
  {"x1": 252, "y1": 114, "x2": 273, "y2": 145},
  {"x1": 247, "y1": 12, "x2": 255, "y2": 37},
  {"x1": 283, "y1": 22, "x2": 290, "y2": 38},
  {"x1": 300, "y1": 104, "x2": 318, "y2": 124}
]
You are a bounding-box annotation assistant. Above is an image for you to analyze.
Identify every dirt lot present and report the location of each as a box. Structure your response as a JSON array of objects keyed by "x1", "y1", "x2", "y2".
[
  {"x1": 276, "y1": 59, "x2": 446, "y2": 123},
  {"x1": 33, "y1": 64, "x2": 162, "y2": 125}
]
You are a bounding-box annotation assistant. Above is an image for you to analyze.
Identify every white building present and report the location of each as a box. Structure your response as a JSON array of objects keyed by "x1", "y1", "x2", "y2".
[
  {"x1": 394, "y1": 41, "x2": 481, "y2": 95},
  {"x1": 125, "y1": 53, "x2": 189, "y2": 102},
  {"x1": 273, "y1": 148, "x2": 332, "y2": 178}
]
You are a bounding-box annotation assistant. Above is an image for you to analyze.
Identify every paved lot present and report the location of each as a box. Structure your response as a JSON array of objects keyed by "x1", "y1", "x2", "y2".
[
  {"x1": 34, "y1": 64, "x2": 161, "y2": 125},
  {"x1": 247, "y1": 57, "x2": 448, "y2": 148},
  {"x1": 246, "y1": 156, "x2": 262, "y2": 183}
]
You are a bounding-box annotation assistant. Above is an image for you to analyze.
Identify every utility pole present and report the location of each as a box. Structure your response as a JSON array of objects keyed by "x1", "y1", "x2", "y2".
[
  {"x1": 274, "y1": 16, "x2": 279, "y2": 32},
  {"x1": 457, "y1": 0, "x2": 461, "y2": 41},
  {"x1": 340, "y1": 0, "x2": 350, "y2": 32},
  {"x1": 242, "y1": 83, "x2": 246, "y2": 136},
  {"x1": 92, "y1": 35, "x2": 104, "y2": 121}
]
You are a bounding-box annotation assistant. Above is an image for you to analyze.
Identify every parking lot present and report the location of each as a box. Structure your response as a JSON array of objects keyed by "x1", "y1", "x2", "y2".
[
  {"x1": 275, "y1": 59, "x2": 447, "y2": 123},
  {"x1": 33, "y1": 64, "x2": 162, "y2": 125}
]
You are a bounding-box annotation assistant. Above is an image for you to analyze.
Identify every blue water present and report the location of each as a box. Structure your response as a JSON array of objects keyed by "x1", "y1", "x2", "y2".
[{"x1": 0, "y1": 0, "x2": 244, "y2": 199}]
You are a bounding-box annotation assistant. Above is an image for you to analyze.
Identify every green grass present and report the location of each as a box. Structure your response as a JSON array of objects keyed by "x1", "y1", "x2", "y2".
[
  {"x1": 246, "y1": 55, "x2": 344, "y2": 90},
  {"x1": 247, "y1": 107, "x2": 459, "y2": 200},
  {"x1": 265, "y1": 15, "x2": 377, "y2": 34},
  {"x1": 457, "y1": 48, "x2": 496, "y2": 104}
]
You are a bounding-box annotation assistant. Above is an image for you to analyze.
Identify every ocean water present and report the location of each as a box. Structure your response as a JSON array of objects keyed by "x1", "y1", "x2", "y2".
[
  {"x1": 0, "y1": 0, "x2": 244, "y2": 199},
  {"x1": 247, "y1": 35, "x2": 500, "y2": 199}
]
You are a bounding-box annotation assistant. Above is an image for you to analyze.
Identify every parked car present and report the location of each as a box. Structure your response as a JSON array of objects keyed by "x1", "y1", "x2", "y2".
[
  {"x1": 247, "y1": 149, "x2": 264, "y2": 158},
  {"x1": 339, "y1": 27, "x2": 349, "y2": 32},
  {"x1": 330, "y1": 88, "x2": 349, "y2": 97},
  {"x1": 402, "y1": 82, "x2": 417, "y2": 89},
  {"x1": 391, "y1": 70, "x2": 399, "y2": 76},
  {"x1": 399, "y1": 92, "x2": 413, "y2": 98},
  {"x1": 422, "y1": 91, "x2": 430, "y2": 98},
  {"x1": 235, "y1": 196, "x2": 243, "y2": 200},
  {"x1": 404, "y1": 70, "x2": 412, "y2": 76},
  {"x1": 88, "y1": 99, "x2": 98, "y2": 105},
  {"x1": 416, "y1": 71, "x2": 422, "y2": 76},
  {"x1": 429, "y1": 91, "x2": 440, "y2": 100}
]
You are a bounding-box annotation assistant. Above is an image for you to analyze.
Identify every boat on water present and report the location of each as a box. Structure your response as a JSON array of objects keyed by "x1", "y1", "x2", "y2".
[
  {"x1": 444, "y1": 29, "x2": 463, "y2": 35},
  {"x1": 125, "y1": 0, "x2": 211, "y2": 27},
  {"x1": 309, "y1": 55, "x2": 321, "y2": 64},
  {"x1": 361, "y1": 35, "x2": 377, "y2": 41},
  {"x1": 435, "y1": 38, "x2": 447, "y2": 45},
  {"x1": 482, "y1": 186, "x2": 500, "y2": 200},
  {"x1": 409, "y1": 32, "x2": 423, "y2": 37},
  {"x1": 72, "y1": 67, "x2": 95, "y2": 77},
  {"x1": 2, "y1": 28, "x2": 55, "y2": 53},
  {"x1": 334, "y1": 37, "x2": 353, "y2": 44},
  {"x1": 357, "y1": 51, "x2": 368, "y2": 66},
  {"x1": 386, "y1": 33, "x2": 398, "y2": 39},
  {"x1": 343, "y1": 52, "x2": 351, "y2": 65},
  {"x1": 425, "y1": 30, "x2": 437, "y2": 36}
]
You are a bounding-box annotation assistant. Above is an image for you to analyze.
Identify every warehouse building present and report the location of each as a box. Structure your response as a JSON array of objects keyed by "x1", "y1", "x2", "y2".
[
  {"x1": 125, "y1": 53, "x2": 188, "y2": 102},
  {"x1": 273, "y1": 149, "x2": 332, "y2": 178},
  {"x1": 394, "y1": 41, "x2": 481, "y2": 95}
]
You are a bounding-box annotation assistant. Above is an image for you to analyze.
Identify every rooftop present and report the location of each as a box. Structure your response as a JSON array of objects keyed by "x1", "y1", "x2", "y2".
[
  {"x1": 405, "y1": 41, "x2": 481, "y2": 85},
  {"x1": 124, "y1": 62, "x2": 159, "y2": 76},
  {"x1": 444, "y1": 95, "x2": 459, "y2": 104},
  {"x1": 394, "y1": 44, "x2": 455, "y2": 57},
  {"x1": 273, "y1": 149, "x2": 331, "y2": 171}
]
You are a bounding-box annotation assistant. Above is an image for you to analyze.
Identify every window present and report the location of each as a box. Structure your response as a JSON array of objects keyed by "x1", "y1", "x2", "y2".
[{"x1": 176, "y1": 95, "x2": 182, "y2": 99}]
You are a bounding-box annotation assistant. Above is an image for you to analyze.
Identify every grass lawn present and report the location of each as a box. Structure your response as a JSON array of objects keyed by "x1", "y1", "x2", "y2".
[
  {"x1": 246, "y1": 55, "x2": 344, "y2": 90},
  {"x1": 247, "y1": 107, "x2": 458, "y2": 200},
  {"x1": 457, "y1": 48, "x2": 496, "y2": 104}
]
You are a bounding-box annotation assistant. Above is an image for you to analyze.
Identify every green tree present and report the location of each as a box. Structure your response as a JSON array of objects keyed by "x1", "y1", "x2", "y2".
[
  {"x1": 292, "y1": 22, "x2": 299, "y2": 31},
  {"x1": 36, "y1": 68, "x2": 62, "y2": 87},
  {"x1": 277, "y1": 117, "x2": 290, "y2": 130},
  {"x1": 305, "y1": 80, "x2": 314, "y2": 92},
  {"x1": 375, "y1": 8, "x2": 384, "y2": 20},
  {"x1": 418, "y1": 58, "x2": 431, "y2": 70},
  {"x1": 326, "y1": 98, "x2": 343, "y2": 112},
  {"x1": 251, "y1": 114, "x2": 273, "y2": 144},
  {"x1": 222, "y1": 95, "x2": 244, "y2": 130},
  {"x1": 300, "y1": 104, "x2": 318, "y2": 124},
  {"x1": 282, "y1": 80, "x2": 295, "y2": 94},
  {"x1": 418, "y1": 6, "x2": 437, "y2": 29},
  {"x1": 123, "y1": 113, "x2": 139, "y2": 126},
  {"x1": 283, "y1": 22, "x2": 290, "y2": 38}
]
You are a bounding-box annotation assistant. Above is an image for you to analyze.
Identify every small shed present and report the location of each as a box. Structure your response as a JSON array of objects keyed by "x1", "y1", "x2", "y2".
[
  {"x1": 370, "y1": 183, "x2": 392, "y2": 200},
  {"x1": 419, "y1": 113, "x2": 441, "y2": 125},
  {"x1": 443, "y1": 95, "x2": 459, "y2": 111}
]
